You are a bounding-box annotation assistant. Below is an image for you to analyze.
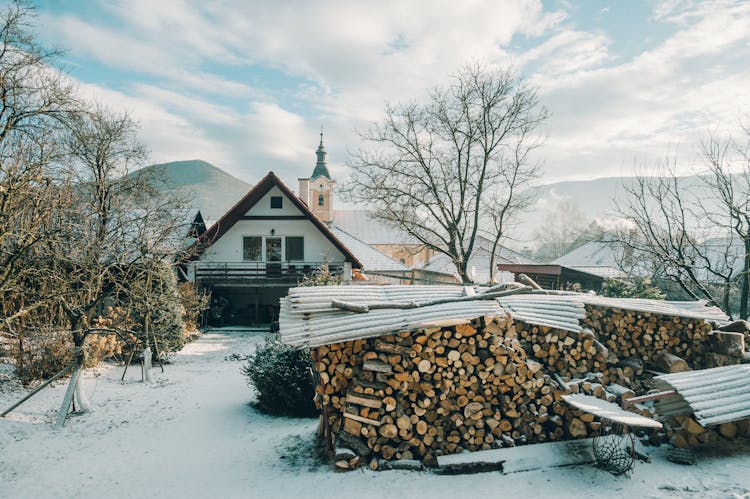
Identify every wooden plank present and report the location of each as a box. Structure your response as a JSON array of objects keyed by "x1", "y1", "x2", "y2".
[
  {"x1": 437, "y1": 438, "x2": 595, "y2": 474},
  {"x1": 345, "y1": 393, "x2": 383, "y2": 409},
  {"x1": 343, "y1": 412, "x2": 382, "y2": 427},
  {"x1": 622, "y1": 390, "x2": 677, "y2": 408},
  {"x1": 363, "y1": 359, "x2": 393, "y2": 374}
]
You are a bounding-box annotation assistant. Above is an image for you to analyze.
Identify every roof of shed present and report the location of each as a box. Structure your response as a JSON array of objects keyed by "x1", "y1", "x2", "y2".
[{"x1": 653, "y1": 364, "x2": 750, "y2": 427}]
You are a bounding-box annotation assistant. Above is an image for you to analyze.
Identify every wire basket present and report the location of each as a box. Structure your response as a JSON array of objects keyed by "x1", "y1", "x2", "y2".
[{"x1": 592, "y1": 419, "x2": 635, "y2": 476}]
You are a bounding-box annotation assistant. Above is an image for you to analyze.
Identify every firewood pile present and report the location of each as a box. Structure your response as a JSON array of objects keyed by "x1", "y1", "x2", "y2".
[
  {"x1": 311, "y1": 306, "x2": 748, "y2": 470},
  {"x1": 313, "y1": 313, "x2": 663, "y2": 470},
  {"x1": 666, "y1": 415, "x2": 750, "y2": 450}
]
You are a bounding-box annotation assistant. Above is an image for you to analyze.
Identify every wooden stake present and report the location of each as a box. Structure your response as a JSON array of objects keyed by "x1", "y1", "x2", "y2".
[
  {"x1": 56, "y1": 364, "x2": 81, "y2": 429},
  {"x1": 0, "y1": 364, "x2": 74, "y2": 418}
]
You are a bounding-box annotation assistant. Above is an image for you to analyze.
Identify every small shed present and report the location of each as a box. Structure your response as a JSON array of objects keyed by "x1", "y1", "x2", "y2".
[{"x1": 496, "y1": 264, "x2": 609, "y2": 291}]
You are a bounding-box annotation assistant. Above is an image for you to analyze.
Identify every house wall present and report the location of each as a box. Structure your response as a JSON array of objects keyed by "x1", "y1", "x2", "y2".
[
  {"x1": 199, "y1": 186, "x2": 346, "y2": 264},
  {"x1": 371, "y1": 243, "x2": 433, "y2": 268}
]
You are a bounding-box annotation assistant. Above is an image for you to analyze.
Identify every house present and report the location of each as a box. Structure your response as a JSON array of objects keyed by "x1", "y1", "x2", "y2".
[
  {"x1": 332, "y1": 210, "x2": 434, "y2": 268},
  {"x1": 420, "y1": 236, "x2": 540, "y2": 284},
  {"x1": 185, "y1": 166, "x2": 362, "y2": 325}
]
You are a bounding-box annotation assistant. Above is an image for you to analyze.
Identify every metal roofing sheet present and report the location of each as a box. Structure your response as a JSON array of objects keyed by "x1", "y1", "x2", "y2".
[
  {"x1": 497, "y1": 295, "x2": 585, "y2": 333},
  {"x1": 653, "y1": 365, "x2": 750, "y2": 426},
  {"x1": 278, "y1": 284, "x2": 727, "y2": 348},
  {"x1": 280, "y1": 297, "x2": 503, "y2": 348}
]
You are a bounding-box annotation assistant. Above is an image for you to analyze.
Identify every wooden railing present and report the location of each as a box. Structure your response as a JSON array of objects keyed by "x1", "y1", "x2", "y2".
[{"x1": 194, "y1": 262, "x2": 344, "y2": 282}]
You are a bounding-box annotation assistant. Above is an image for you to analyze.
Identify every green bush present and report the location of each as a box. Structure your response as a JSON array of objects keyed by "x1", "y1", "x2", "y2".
[
  {"x1": 601, "y1": 278, "x2": 665, "y2": 300},
  {"x1": 243, "y1": 335, "x2": 317, "y2": 417}
]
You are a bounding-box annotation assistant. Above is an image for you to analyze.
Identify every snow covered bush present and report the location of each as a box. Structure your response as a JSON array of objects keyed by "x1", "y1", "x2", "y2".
[{"x1": 243, "y1": 335, "x2": 317, "y2": 417}]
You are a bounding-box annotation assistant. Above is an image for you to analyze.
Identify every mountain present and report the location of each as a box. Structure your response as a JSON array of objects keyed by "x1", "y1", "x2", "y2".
[
  {"x1": 512, "y1": 175, "x2": 715, "y2": 248},
  {"x1": 137, "y1": 160, "x2": 252, "y2": 221}
]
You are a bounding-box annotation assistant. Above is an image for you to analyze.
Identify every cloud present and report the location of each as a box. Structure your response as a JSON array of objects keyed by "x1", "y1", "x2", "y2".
[{"x1": 33, "y1": 0, "x2": 750, "y2": 188}]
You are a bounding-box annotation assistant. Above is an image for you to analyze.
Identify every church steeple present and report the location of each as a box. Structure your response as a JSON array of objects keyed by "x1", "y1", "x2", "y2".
[{"x1": 311, "y1": 129, "x2": 331, "y2": 180}]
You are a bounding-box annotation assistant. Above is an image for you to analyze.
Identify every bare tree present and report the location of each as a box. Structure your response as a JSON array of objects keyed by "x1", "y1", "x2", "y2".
[
  {"x1": 701, "y1": 127, "x2": 750, "y2": 318},
  {"x1": 342, "y1": 64, "x2": 547, "y2": 282},
  {"x1": 532, "y1": 199, "x2": 588, "y2": 260},
  {"x1": 615, "y1": 162, "x2": 741, "y2": 316}
]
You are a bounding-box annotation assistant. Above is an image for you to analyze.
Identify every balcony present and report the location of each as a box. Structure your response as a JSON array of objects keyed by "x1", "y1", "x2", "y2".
[{"x1": 194, "y1": 261, "x2": 345, "y2": 283}]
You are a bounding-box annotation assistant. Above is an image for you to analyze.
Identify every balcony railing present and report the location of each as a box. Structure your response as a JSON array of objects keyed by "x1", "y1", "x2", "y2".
[{"x1": 194, "y1": 261, "x2": 344, "y2": 282}]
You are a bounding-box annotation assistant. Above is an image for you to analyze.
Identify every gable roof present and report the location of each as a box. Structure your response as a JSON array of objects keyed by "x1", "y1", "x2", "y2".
[{"x1": 189, "y1": 171, "x2": 362, "y2": 268}]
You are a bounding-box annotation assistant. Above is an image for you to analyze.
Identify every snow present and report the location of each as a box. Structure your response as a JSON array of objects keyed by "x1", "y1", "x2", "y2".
[
  {"x1": 562, "y1": 394, "x2": 664, "y2": 429},
  {"x1": 2, "y1": 330, "x2": 750, "y2": 498}
]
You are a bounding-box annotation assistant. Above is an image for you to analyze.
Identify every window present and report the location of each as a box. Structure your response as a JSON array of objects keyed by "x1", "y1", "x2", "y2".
[
  {"x1": 243, "y1": 236, "x2": 262, "y2": 261},
  {"x1": 270, "y1": 196, "x2": 283, "y2": 209},
  {"x1": 318, "y1": 193, "x2": 325, "y2": 206},
  {"x1": 285, "y1": 236, "x2": 304, "y2": 261}
]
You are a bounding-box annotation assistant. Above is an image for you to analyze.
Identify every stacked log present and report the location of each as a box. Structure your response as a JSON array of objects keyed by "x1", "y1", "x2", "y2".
[
  {"x1": 583, "y1": 306, "x2": 713, "y2": 372},
  {"x1": 312, "y1": 315, "x2": 613, "y2": 468},
  {"x1": 311, "y1": 304, "x2": 731, "y2": 469},
  {"x1": 667, "y1": 416, "x2": 750, "y2": 449}
]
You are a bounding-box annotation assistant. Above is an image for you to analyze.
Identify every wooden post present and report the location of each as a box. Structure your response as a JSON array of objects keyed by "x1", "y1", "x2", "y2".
[
  {"x1": 56, "y1": 364, "x2": 81, "y2": 429},
  {"x1": 0, "y1": 364, "x2": 74, "y2": 417}
]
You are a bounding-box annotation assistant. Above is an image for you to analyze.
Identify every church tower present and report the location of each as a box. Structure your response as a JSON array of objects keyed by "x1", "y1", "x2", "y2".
[{"x1": 298, "y1": 131, "x2": 335, "y2": 223}]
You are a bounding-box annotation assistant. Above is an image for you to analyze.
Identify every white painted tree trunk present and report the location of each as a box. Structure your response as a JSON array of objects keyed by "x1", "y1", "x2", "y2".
[
  {"x1": 143, "y1": 347, "x2": 152, "y2": 382},
  {"x1": 74, "y1": 373, "x2": 91, "y2": 412}
]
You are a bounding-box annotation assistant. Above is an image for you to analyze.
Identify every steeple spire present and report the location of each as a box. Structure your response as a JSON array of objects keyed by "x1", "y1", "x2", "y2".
[{"x1": 311, "y1": 127, "x2": 331, "y2": 180}]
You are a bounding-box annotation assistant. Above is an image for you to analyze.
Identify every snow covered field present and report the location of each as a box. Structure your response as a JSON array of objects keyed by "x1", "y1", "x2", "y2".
[{"x1": 2, "y1": 330, "x2": 750, "y2": 499}]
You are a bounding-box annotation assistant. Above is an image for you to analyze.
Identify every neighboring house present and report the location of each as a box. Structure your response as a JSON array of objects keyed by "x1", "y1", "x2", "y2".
[
  {"x1": 420, "y1": 236, "x2": 540, "y2": 284},
  {"x1": 332, "y1": 210, "x2": 434, "y2": 268},
  {"x1": 551, "y1": 237, "x2": 629, "y2": 281},
  {"x1": 329, "y1": 226, "x2": 414, "y2": 284},
  {"x1": 185, "y1": 170, "x2": 362, "y2": 325}
]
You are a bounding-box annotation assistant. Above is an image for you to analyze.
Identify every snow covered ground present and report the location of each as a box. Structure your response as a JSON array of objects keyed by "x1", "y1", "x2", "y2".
[{"x1": 2, "y1": 330, "x2": 750, "y2": 499}]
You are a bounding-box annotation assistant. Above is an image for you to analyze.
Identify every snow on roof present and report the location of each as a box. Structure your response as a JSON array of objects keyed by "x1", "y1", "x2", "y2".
[
  {"x1": 330, "y1": 226, "x2": 410, "y2": 273},
  {"x1": 332, "y1": 210, "x2": 421, "y2": 245},
  {"x1": 553, "y1": 239, "x2": 621, "y2": 268},
  {"x1": 653, "y1": 364, "x2": 750, "y2": 427},
  {"x1": 562, "y1": 394, "x2": 663, "y2": 429}
]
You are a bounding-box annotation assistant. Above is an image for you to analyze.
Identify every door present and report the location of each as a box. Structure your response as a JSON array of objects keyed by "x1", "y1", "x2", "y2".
[{"x1": 266, "y1": 237, "x2": 282, "y2": 277}]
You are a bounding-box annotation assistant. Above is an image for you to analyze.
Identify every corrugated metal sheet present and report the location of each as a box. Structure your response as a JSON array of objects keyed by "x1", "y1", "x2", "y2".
[
  {"x1": 285, "y1": 285, "x2": 467, "y2": 314},
  {"x1": 497, "y1": 295, "x2": 585, "y2": 333},
  {"x1": 280, "y1": 297, "x2": 503, "y2": 348},
  {"x1": 580, "y1": 295, "x2": 729, "y2": 322},
  {"x1": 497, "y1": 293, "x2": 728, "y2": 323},
  {"x1": 652, "y1": 365, "x2": 750, "y2": 426},
  {"x1": 279, "y1": 284, "x2": 728, "y2": 349}
]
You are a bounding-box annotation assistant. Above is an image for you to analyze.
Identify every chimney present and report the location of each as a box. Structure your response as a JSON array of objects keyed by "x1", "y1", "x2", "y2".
[{"x1": 298, "y1": 178, "x2": 310, "y2": 205}]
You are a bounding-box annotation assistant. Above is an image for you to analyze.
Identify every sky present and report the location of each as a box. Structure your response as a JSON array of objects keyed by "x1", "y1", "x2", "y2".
[{"x1": 28, "y1": 0, "x2": 750, "y2": 185}]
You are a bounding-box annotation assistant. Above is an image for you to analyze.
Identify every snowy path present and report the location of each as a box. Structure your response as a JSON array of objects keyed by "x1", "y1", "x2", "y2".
[{"x1": 2, "y1": 331, "x2": 750, "y2": 498}]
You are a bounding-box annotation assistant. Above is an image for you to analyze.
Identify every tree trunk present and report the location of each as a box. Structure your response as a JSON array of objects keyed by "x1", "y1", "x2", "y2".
[{"x1": 741, "y1": 237, "x2": 750, "y2": 320}]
